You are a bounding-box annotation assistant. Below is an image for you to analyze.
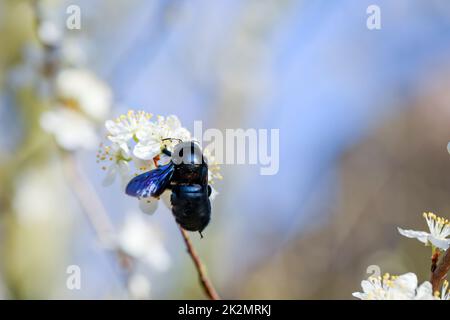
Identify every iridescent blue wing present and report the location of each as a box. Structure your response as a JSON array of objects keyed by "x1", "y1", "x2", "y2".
[{"x1": 125, "y1": 163, "x2": 174, "y2": 198}]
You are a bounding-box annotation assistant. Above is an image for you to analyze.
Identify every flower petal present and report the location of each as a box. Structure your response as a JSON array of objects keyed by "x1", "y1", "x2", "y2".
[
  {"x1": 414, "y1": 281, "x2": 434, "y2": 300},
  {"x1": 428, "y1": 236, "x2": 450, "y2": 250},
  {"x1": 118, "y1": 161, "x2": 132, "y2": 187},
  {"x1": 56, "y1": 68, "x2": 112, "y2": 121},
  {"x1": 134, "y1": 141, "x2": 161, "y2": 160},
  {"x1": 135, "y1": 125, "x2": 155, "y2": 141},
  {"x1": 102, "y1": 165, "x2": 117, "y2": 186},
  {"x1": 392, "y1": 273, "x2": 418, "y2": 299},
  {"x1": 40, "y1": 108, "x2": 99, "y2": 150},
  {"x1": 352, "y1": 292, "x2": 366, "y2": 300},
  {"x1": 166, "y1": 115, "x2": 181, "y2": 131},
  {"x1": 161, "y1": 190, "x2": 172, "y2": 209},
  {"x1": 139, "y1": 198, "x2": 159, "y2": 215},
  {"x1": 105, "y1": 120, "x2": 121, "y2": 134},
  {"x1": 397, "y1": 227, "x2": 429, "y2": 244},
  {"x1": 360, "y1": 280, "x2": 375, "y2": 294}
]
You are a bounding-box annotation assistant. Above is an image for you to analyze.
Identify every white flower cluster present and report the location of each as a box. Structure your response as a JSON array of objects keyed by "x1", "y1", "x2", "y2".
[
  {"x1": 357, "y1": 144, "x2": 450, "y2": 300},
  {"x1": 99, "y1": 111, "x2": 221, "y2": 214},
  {"x1": 354, "y1": 212, "x2": 450, "y2": 300},
  {"x1": 353, "y1": 272, "x2": 434, "y2": 300},
  {"x1": 354, "y1": 272, "x2": 450, "y2": 300}
]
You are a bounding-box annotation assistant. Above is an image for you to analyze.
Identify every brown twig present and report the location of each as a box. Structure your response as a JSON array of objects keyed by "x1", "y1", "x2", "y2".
[
  {"x1": 431, "y1": 249, "x2": 450, "y2": 293},
  {"x1": 431, "y1": 250, "x2": 440, "y2": 273},
  {"x1": 178, "y1": 226, "x2": 220, "y2": 300}
]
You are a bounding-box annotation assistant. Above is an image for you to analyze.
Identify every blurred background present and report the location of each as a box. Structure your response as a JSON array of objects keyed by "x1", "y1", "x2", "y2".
[{"x1": 1, "y1": 0, "x2": 450, "y2": 299}]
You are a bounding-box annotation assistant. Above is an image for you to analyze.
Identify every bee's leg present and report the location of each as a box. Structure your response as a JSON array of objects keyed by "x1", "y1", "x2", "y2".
[
  {"x1": 207, "y1": 185, "x2": 212, "y2": 197},
  {"x1": 162, "y1": 147, "x2": 172, "y2": 157},
  {"x1": 152, "y1": 155, "x2": 160, "y2": 167}
]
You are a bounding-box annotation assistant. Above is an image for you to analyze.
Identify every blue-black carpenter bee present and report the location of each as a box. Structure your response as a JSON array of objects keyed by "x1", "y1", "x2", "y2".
[{"x1": 126, "y1": 140, "x2": 212, "y2": 236}]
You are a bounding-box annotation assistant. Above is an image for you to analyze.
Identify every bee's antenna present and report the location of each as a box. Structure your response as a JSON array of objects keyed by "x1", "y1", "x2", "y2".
[
  {"x1": 199, "y1": 231, "x2": 204, "y2": 239},
  {"x1": 161, "y1": 138, "x2": 183, "y2": 143}
]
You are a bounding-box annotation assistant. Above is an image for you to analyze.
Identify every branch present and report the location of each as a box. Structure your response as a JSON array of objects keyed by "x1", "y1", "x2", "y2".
[
  {"x1": 431, "y1": 249, "x2": 450, "y2": 292},
  {"x1": 178, "y1": 226, "x2": 220, "y2": 300},
  {"x1": 30, "y1": 0, "x2": 135, "y2": 296}
]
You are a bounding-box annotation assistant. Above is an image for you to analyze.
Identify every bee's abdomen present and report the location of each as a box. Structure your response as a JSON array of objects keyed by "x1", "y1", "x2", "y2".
[{"x1": 170, "y1": 184, "x2": 211, "y2": 232}]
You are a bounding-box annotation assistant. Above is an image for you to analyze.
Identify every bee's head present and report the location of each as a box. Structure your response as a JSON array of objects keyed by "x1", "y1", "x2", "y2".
[{"x1": 172, "y1": 141, "x2": 205, "y2": 165}]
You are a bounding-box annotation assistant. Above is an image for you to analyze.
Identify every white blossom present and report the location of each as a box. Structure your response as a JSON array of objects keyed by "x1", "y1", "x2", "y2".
[
  {"x1": 398, "y1": 212, "x2": 450, "y2": 250},
  {"x1": 97, "y1": 143, "x2": 132, "y2": 187},
  {"x1": 116, "y1": 212, "x2": 171, "y2": 272},
  {"x1": 105, "y1": 110, "x2": 153, "y2": 147},
  {"x1": 41, "y1": 68, "x2": 113, "y2": 151},
  {"x1": 55, "y1": 68, "x2": 112, "y2": 121},
  {"x1": 353, "y1": 272, "x2": 434, "y2": 300},
  {"x1": 139, "y1": 196, "x2": 161, "y2": 215},
  {"x1": 133, "y1": 115, "x2": 191, "y2": 161},
  {"x1": 41, "y1": 108, "x2": 99, "y2": 150}
]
